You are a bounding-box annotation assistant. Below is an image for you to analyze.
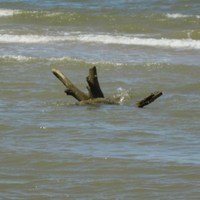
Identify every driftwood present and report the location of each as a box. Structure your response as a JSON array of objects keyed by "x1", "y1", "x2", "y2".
[
  {"x1": 86, "y1": 67, "x2": 104, "y2": 98},
  {"x1": 134, "y1": 91, "x2": 162, "y2": 108},
  {"x1": 52, "y1": 68, "x2": 89, "y2": 101},
  {"x1": 52, "y1": 66, "x2": 162, "y2": 107}
]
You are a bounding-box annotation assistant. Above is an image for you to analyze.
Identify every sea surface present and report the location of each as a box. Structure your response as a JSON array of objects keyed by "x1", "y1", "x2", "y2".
[{"x1": 0, "y1": 0, "x2": 200, "y2": 199}]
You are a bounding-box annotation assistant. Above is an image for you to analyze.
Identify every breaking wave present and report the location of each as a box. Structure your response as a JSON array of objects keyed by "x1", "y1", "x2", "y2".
[
  {"x1": 165, "y1": 13, "x2": 200, "y2": 19},
  {"x1": 0, "y1": 9, "x2": 20, "y2": 17},
  {"x1": 0, "y1": 55, "x2": 124, "y2": 67},
  {"x1": 0, "y1": 33, "x2": 200, "y2": 49}
]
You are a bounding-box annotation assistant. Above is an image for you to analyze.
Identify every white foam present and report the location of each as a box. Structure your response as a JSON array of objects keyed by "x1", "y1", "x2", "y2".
[
  {"x1": 0, "y1": 55, "x2": 125, "y2": 67},
  {"x1": 0, "y1": 34, "x2": 200, "y2": 49},
  {"x1": 166, "y1": 13, "x2": 200, "y2": 18},
  {"x1": 0, "y1": 34, "x2": 61, "y2": 43},
  {"x1": 0, "y1": 9, "x2": 18, "y2": 17},
  {"x1": 76, "y1": 35, "x2": 200, "y2": 49},
  {"x1": 0, "y1": 55, "x2": 34, "y2": 61}
]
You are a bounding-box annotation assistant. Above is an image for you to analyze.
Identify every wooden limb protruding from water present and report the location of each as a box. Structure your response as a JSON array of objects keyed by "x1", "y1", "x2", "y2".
[
  {"x1": 135, "y1": 91, "x2": 162, "y2": 108},
  {"x1": 52, "y1": 67, "x2": 163, "y2": 107},
  {"x1": 86, "y1": 66, "x2": 104, "y2": 99},
  {"x1": 52, "y1": 68, "x2": 89, "y2": 101}
]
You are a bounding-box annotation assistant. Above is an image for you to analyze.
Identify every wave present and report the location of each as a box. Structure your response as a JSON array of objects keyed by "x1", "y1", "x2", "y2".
[
  {"x1": 0, "y1": 55, "x2": 32, "y2": 61},
  {"x1": 0, "y1": 9, "x2": 62, "y2": 18},
  {"x1": 165, "y1": 13, "x2": 200, "y2": 19},
  {"x1": 1, "y1": 9, "x2": 199, "y2": 20},
  {"x1": 0, "y1": 55, "x2": 124, "y2": 66},
  {"x1": 0, "y1": 9, "x2": 84, "y2": 21},
  {"x1": 2, "y1": 9, "x2": 200, "y2": 23},
  {"x1": 1, "y1": 9, "x2": 199, "y2": 37},
  {"x1": 0, "y1": 55, "x2": 76, "y2": 62},
  {"x1": 0, "y1": 34, "x2": 66, "y2": 43},
  {"x1": 0, "y1": 9, "x2": 19, "y2": 17},
  {"x1": 1, "y1": 33, "x2": 200, "y2": 49},
  {"x1": 1, "y1": 8, "x2": 200, "y2": 19}
]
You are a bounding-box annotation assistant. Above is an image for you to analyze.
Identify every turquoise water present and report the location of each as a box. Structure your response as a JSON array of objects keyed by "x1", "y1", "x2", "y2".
[{"x1": 0, "y1": 0, "x2": 200, "y2": 199}]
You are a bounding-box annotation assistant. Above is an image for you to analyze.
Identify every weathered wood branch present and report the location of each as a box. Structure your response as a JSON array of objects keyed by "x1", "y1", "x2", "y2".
[
  {"x1": 52, "y1": 67, "x2": 162, "y2": 107},
  {"x1": 52, "y1": 68, "x2": 89, "y2": 101},
  {"x1": 86, "y1": 66, "x2": 104, "y2": 98},
  {"x1": 135, "y1": 91, "x2": 162, "y2": 108}
]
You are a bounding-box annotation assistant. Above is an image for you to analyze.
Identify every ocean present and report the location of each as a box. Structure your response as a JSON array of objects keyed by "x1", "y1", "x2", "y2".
[{"x1": 0, "y1": 0, "x2": 200, "y2": 199}]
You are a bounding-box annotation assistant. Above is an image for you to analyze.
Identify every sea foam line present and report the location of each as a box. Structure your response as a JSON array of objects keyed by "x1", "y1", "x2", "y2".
[
  {"x1": 0, "y1": 34, "x2": 200, "y2": 49},
  {"x1": 0, "y1": 55, "x2": 124, "y2": 66},
  {"x1": 0, "y1": 34, "x2": 66, "y2": 43},
  {"x1": 0, "y1": 55, "x2": 36, "y2": 61},
  {"x1": 77, "y1": 35, "x2": 200, "y2": 49},
  {"x1": 0, "y1": 55, "x2": 72, "y2": 61},
  {"x1": 166, "y1": 13, "x2": 200, "y2": 19},
  {"x1": 0, "y1": 9, "x2": 19, "y2": 17}
]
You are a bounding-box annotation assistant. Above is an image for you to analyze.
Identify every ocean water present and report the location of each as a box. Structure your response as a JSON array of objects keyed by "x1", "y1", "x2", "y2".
[{"x1": 0, "y1": 0, "x2": 200, "y2": 199}]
